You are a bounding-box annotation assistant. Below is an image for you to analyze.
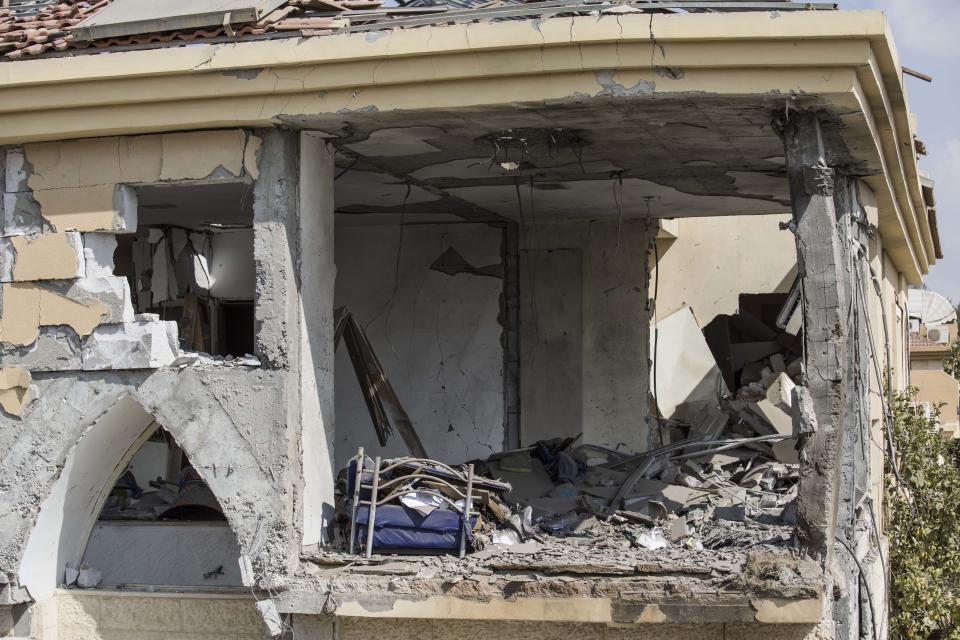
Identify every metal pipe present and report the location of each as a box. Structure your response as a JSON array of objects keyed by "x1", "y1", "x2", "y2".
[
  {"x1": 460, "y1": 464, "x2": 474, "y2": 559},
  {"x1": 365, "y1": 456, "x2": 382, "y2": 559},
  {"x1": 348, "y1": 447, "x2": 364, "y2": 555}
]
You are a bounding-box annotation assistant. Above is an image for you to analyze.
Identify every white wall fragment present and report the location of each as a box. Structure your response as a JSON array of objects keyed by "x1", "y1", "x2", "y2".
[
  {"x1": 4, "y1": 147, "x2": 27, "y2": 193},
  {"x1": 83, "y1": 233, "x2": 118, "y2": 277},
  {"x1": 650, "y1": 306, "x2": 728, "y2": 419},
  {"x1": 81, "y1": 316, "x2": 180, "y2": 370}
]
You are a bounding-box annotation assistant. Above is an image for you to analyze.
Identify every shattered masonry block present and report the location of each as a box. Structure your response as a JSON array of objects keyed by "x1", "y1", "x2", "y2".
[
  {"x1": 765, "y1": 372, "x2": 796, "y2": 412},
  {"x1": 0, "y1": 282, "x2": 108, "y2": 347},
  {"x1": 2, "y1": 191, "x2": 44, "y2": 236},
  {"x1": 0, "y1": 365, "x2": 35, "y2": 417},
  {"x1": 4, "y1": 148, "x2": 28, "y2": 193},
  {"x1": 24, "y1": 137, "x2": 123, "y2": 191},
  {"x1": 44, "y1": 276, "x2": 134, "y2": 324},
  {"x1": 1, "y1": 326, "x2": 82, "y2": 372},
  {"x1": 1, "y1": 232, "x2": 85, "y2": 282},
  {"x1": 160, "y1": 130, "x2": 246, "y2": 181},
  {"x1": 81, "y1": 318, "x2": 180, "y2": 370},
  {"x1": 32, "y1": 184, "x2": 137, "y2": 233},
  {"x1": 83, "y1": 233, "x2": 118, "y2": 277}
]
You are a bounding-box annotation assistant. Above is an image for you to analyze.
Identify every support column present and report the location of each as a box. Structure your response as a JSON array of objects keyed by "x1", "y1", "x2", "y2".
[
  {"x1": 252, "y1": 129, "x2": 302, "y2": 572},
  {"x1": 782, "y1": 111, "x2": 847, "y2": 557},
  {"x1": 783, "y1": 112, "x2": 877, "y2": 640},
  {"x1": 251, "y1": 129, "x2": 338, "y2": 552},
  {"x1": 581, "y1": 219, "x2": 656, "y2": 452},
  {"x1": 298, "y1": 132, "x2": 337, "y2": 546}
]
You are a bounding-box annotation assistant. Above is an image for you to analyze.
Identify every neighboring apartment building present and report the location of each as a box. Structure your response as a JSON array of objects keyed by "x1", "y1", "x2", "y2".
[
  {"x1": 908, "y1": 288, "x2": 960, "y2": 437},
  {"x1": 0, "y1": 2, "x2": 940, "y2": 640}
]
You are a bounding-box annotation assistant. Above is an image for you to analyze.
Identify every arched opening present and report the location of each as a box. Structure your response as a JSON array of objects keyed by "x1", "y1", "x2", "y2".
[{"x1": 19, "y1": 394, "x2": 243, "y2": 601}]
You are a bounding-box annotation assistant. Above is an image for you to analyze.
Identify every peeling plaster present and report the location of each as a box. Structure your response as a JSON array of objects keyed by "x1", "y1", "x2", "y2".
[
  {"x1": 0, "y1": 366, "x2": 35, "y2": 417},
  {"x1": 222, "y1": 67, "x2": 266, "y2": 80},
  {"x1": 6, "y1": 232, "x2": 84, "y2": 281},
  {"x1": 594, "y1": 70, "x2": 656, "y2": 97},
  {"x1": 0, "y1": 282, "x2": 107, "y2": 346}
]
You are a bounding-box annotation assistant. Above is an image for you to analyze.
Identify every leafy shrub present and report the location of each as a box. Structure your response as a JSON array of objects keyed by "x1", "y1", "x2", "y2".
[{"x1": 888, "y1": 389, "x2": 960, "y2": 638}]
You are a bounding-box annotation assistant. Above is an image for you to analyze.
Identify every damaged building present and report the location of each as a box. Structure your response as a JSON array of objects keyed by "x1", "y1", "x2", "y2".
[{"x1": 0, "y1": 0, "x2": 942, "y2": 639}]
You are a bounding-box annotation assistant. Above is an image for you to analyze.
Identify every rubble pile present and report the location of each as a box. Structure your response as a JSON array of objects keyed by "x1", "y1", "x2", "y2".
[{"x1": 328, "y1": 296, "x2": 807, "y2": 560}]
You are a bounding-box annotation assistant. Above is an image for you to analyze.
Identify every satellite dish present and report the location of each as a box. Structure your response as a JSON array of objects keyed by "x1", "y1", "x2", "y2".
[{"x1": 908, "y1": 288, "x2": 957, "y2": 326}]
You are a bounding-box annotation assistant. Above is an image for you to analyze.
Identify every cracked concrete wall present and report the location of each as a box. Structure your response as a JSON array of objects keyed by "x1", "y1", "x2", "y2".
[
  {"x1": 333, "y1": 222, "x2": 505, "y2": 467},
  {"x1": 0, "y1": 129, "x2": 311, "y2": 619},
  {"x1": 519, "y1": 218, "x2": 654, "y2": 453},
  {"x1": 0, "y1": 367, "x2": 290, "y2": 600}
]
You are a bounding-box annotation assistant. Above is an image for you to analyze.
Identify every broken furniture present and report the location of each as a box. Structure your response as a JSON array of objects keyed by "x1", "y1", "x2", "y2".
[
  {"x1": 344, "y1": 448, "x2": 510, "y2": 558},
  {"x1": 335, "y1": 308, "x2": 428, "y2": 458}
]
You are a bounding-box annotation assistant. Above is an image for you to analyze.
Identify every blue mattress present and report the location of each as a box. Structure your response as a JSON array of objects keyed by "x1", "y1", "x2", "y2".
[{"x1": 353, "y1": 503, "x2": 475, "y2": 552}]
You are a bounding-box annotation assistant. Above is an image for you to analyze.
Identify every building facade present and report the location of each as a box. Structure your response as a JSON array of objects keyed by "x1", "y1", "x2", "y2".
[{"x1": 0, "y1": 3, "x2": 940, "y2": 639}]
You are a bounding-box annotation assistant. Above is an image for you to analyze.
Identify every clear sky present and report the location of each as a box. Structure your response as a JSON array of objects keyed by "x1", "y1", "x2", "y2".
[{"x1": 838, "y1": 0, "x2": 959, "y2": 302}]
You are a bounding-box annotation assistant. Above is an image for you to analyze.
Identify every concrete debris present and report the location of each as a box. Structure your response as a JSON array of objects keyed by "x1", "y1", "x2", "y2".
[
  {"x1": 81, "y1": 315, "x2": 180, "y2": 370},
  {"x1": 76, "y1": 563, "x2": 103, "y2": 589},
  {"x1": 651, "y1": 306, "x2": 728, "y2": 419},
  {"x1": 255, "y1": 599, "x2": 284, "y2": 638},
  {"x1": 327, "y1": 293, "x2": 804, "y2": 565}
]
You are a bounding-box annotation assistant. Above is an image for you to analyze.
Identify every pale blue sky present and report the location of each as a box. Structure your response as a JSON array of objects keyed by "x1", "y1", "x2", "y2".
[{"x1": 840, "y1": 0, "x2": 960, "y2": 301}]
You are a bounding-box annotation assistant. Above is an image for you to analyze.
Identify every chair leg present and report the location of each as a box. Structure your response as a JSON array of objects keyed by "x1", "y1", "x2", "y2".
[
  {"x1": 460, "y1": 464, "x2": 474, "y2": 559},
  {"x1": 365, "y1": 456, "x2": 382, "y2": 559},
  {"x1": 348, "y1": 447, "x2": 364, "y2": 555}
]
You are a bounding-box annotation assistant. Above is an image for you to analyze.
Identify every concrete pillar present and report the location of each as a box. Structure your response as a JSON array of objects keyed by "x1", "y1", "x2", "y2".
[
  {"x1": 298, "y1": 132, "x2": 337, "y2": 547},
  {"x1": 782, "y1": 111, "x2": 846, "y2": 557},
  {"x1": 252, "y1": 129, "x2": 302, "y2": 570},
  {"x1": 581, "y1": 219, "x2": 656, "y2": 452},
  {"x1": 783, "y1": 112, "x2": 876, "y2": 640},
  {"x1": 253, "y1": 129, "x2": 300, "y2": 371}
]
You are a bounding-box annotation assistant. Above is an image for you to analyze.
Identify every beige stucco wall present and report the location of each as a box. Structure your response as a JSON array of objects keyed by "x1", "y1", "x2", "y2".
[
  {"x1": 911, "y1": 367, "x2": 960, "y2": 437},
  {"x1": 653, "y1": 214, "x2": 796, "y2": 326}
]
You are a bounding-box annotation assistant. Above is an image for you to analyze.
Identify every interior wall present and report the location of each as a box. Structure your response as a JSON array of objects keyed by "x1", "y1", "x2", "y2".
[
  {"x1": 520, "y1": 219, "x2": 653, "y2": 453},
  {"x1": 333, "y1": 221, "x2": 505, "y2": 468},
  {"x1": 653, "y1": 214, "x2": 797, "y2": 327},
  {"x1": 210, "y1": 229, "x2": 255, "y2": 300}
]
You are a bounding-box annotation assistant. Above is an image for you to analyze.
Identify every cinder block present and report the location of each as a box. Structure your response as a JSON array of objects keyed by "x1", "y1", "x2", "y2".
[
  {"x1": 32, "y1": 184, "x2": 137, "y2": 233},
  {"x1": 45, "y1": 276, "x2": 134, "y2": 324},
  {"x1": 1, "y1": 232, "x2": 85, "y2": 282},
  {"x1": 2, "y1": 326, "x2": 82, "y2": 372},
  {"x1": 81, "y1": 317, "x2": 179, "y2": 370},
  {"x1": 2, "y1": 191, "x2": 44, "y2": 236}
]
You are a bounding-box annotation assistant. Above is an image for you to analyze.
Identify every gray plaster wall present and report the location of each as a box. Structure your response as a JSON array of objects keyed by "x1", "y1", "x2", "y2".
[
  {"x1": 520, "y1": 219, "x2": 654, "y2": 453},
  {"x1": 0, "y1": 367, "x2": 293, "y2": 596},
  {"x1": 333, "y1": 221, "x2": 505, "y2": 468}
]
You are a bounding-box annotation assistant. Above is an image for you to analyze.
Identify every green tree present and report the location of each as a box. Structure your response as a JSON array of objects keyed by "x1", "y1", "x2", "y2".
[
  {"x1": 943, "y1": 337, "x2": 960, "y2": 380},
  {"x1": 888, "y1": 390, "x2": 960, "y2": 638}
]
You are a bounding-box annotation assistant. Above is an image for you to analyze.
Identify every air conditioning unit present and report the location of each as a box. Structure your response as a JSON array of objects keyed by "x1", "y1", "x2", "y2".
[{"x1": 926, "y1": 325, "x2": 951, "y2": 344}]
